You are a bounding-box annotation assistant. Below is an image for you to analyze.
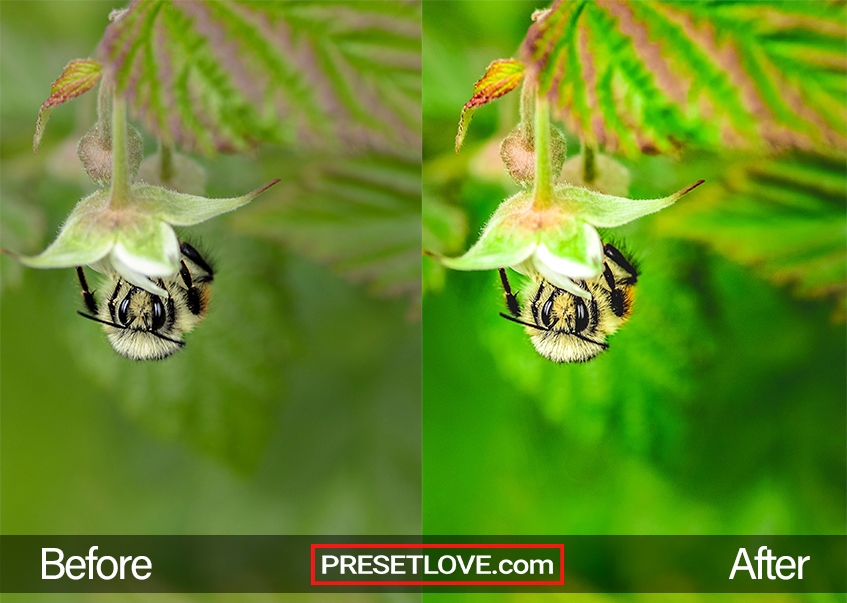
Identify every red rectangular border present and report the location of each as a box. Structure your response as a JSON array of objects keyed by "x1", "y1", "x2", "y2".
[{"x1": 310, "y1": 543, "x2": 565, "y2": 586}]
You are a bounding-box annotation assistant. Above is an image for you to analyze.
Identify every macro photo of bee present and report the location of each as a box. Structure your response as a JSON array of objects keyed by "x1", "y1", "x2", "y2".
[
  {"x1": 499, "y1": 243, "x2": 638, "y2": 363},
  {"x1": 76, "y1": 241, "x2": 214, "y2": 361}
]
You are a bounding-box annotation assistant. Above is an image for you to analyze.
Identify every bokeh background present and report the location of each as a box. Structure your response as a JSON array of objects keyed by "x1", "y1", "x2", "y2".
[
  {"x1": 423, "y1": 1, "x2": 845, "y2": 602},
  {"x1": 1, "y1": 2, "x2": 419, "y2": 602}
]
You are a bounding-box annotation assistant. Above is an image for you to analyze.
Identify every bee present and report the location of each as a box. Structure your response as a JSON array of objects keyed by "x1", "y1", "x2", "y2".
[
  {"x1": 76, "y1": 241, "x2": 214, "y2": 360},
  {"x1": 498, "y1": 243, "x2": 638, "y2": 363}
]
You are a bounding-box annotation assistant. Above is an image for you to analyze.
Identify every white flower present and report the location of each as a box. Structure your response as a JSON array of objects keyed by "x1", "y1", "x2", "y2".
[
  {"x1": 441, "y1": 180, "x2": 704, "y2": 295},
  {"x1": 17, "y1": 180, "x2": 279, "y2": 295}
]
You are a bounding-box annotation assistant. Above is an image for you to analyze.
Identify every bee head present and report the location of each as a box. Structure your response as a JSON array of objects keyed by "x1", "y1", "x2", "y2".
[
  {"x1": 116, "y1": 288, "x2": 171, "y2": 332},
  {"x1": 77, "y1": 284, "x2": 187, "y2": 361}
]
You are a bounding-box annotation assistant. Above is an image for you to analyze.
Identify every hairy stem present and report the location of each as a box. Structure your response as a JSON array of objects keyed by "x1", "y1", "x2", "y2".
[
  {"x1": 518, "y1": 78, "x2": 536, "y2": 137},
  {"x1": 532, "y1": 94, "x2": 553, "y2": 209},
  {"x1": 109, "y1": 94, "x2": 131, "y2": 207},
  {"x1": 96, "y1": 79, "x2": 112, "y2": 140}
]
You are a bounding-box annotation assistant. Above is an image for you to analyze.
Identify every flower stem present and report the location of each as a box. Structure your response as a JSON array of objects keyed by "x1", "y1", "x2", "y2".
[
  {"x1": 96, "y1": 80, "x2": 112, "y2": 141},
  {"x1": 109, "y1": 93, "x2": 131, "y2": 207},
  {"x1": 518, "y1": 79, "x2": 535, "y2": 137},
  {"x1": 532, "y1": 93, "x2": 553, "y2": 209}
]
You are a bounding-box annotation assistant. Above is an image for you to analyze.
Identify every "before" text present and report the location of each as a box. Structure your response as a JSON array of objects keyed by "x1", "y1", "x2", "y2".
[{"x1": 42, "y1": 546, "x2": 151, "y2": 581}]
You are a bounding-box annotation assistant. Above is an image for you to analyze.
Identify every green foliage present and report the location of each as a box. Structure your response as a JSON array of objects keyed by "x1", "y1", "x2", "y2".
[
  {"x1": 656, "y1": 154, "x2": 847, "y2": 318},
  {"x1": 426, "y1": 217, "x2": 847, "y2": 536},
  {"x1": 0, "y1": 190, "x2": 45, "y2": 292},
  {"x1": 99, "y1": 0, "x2": 421, "y2": 156},
  {"x1": 2, "y1": 0, "x2": 420, "y2": 539},
  {"x1": 232, "y1": 152, "x2": 421, "y2": 304},
  {"x1": 523, "y1": 0, "x2": 847, "y2": 156},
  {"x1": 422, "y1": 0, "x2": 846, "y2": 571},
  {"x1": 422, "y1": 190, "x2": 468, "y2": 293},
  {"x1": 91, "y1": 0, "x2": 424, "y2": 304}
]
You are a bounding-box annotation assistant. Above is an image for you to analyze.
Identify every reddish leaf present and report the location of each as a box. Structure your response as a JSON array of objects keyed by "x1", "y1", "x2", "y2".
[
  {"x1": 33, "y1": 59, "x2": 102, "y2": 153},
  {"x1": 456, "y1": 58, "x2": 525, "y2": 153}
]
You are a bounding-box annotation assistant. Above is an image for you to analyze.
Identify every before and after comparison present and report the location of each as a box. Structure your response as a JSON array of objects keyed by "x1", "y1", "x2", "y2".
[{"x1": 0, "y1": 1, "x2": 845, "y2": 602}]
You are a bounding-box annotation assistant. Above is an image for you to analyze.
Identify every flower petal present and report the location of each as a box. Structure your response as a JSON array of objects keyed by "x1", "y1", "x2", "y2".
[
  {"x1": 132, "y1": 179, "x2": 281, "y2": 226},
  {"x1": 16, "y1": 191, "x2": 113, "y2": 269},
  {"x1": 111, "y1": 217, "x2": 181, "y2": 280},
  {"x1": 533, "y1": 259, "x2": 591, "y2": 299},
  {"x1": 558, "y1": 180, "x2": 705, "y2": 228},
  {"x1": 108, "y1": 251, "x2": 170, "y2": 297},
  {"x1": 537, "y1": 222, "x2": 604, "y2": 278}
]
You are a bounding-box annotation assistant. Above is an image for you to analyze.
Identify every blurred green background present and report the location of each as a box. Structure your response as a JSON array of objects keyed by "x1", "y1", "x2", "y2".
[
  {"x1": 1, "y1": 5, "x2": 419, "y2": 603},
  {"x1": 2, "y1": 1, "x2": 846, "y2": 602},
  {"x1": 423, "y1": 1, "x2": 845, "y2": 602}
]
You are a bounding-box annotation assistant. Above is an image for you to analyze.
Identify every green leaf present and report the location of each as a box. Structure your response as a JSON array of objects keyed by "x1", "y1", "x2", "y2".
[
  {"x1": 98, "y1": 0, "x2": 421, "y2": 156},
  {"x1": 232, "y1": 153, "x2": 421, "y2": 303},
  {"x1": 655, "y1": 154, "x2": 847, "y2": 317},
  {"x1": 522, "y1": 0, "x2": 847, "y2": 156},
  {"x1": 33, "y1": 58, "x2": 102, "y2": 153},
  {"x1": 455, "y1": 58, "x2": 525, "y2": 153}
]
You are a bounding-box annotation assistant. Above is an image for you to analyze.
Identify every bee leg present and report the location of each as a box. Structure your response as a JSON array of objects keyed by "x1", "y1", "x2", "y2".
[
  {"x1": 498, "y1": 268, "x2": 521, "y2": 317},
  {"x1": 178, "y1": 261, "x2": 202, "y2": 315},
  {"x1": 601, "y1": 248, "x2": 632, "y2": 318},
  {"x1": 106, "y1": 279, "x2": 124, "y2": 323},
  {"x1": 180, "y1": 242, "x2": 214, "y2": 280},
  {"x1": 596, "y1": 261, "x2": 628, "y2": 318},
  {"x1": 602, "y1": 263, "x2": 617, "y2": 291},
  {"x1": 609, "y1": 283, "x2": 626, "y2": 318},
  {"x1": 76, "y1": 267, "x2": 98, "y2": 314},
  {"x1": 604, "y1": 243, "x2": 638, "y2": 282}
]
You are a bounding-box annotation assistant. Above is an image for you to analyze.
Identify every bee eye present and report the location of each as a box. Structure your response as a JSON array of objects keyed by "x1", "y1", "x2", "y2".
[
  {"x1": 540, "y1": 298, "x2": 554, "y2": 328},
  {"x1": 151, "y1": 297, "x2": 166, "y2": 331},
  {"x1": 118, "y1": 297, "x2": 131, "y2": 325},
  {"x1": 574, "y1": 297, "x2": 589, "y2": 332}
]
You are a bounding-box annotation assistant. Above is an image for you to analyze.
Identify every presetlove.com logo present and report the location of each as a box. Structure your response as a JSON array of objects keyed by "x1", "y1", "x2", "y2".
[{"x1": 311, "y1": 543, "x2": 564, "y2": 586}]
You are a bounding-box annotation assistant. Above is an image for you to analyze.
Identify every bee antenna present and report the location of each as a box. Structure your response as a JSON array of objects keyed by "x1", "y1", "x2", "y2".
[
  {"x1": 76, "y1": 311, "x2": 185, "y2": 347},
  {"x1": 151, "y1": 332, "x2": 186, "y2": 347},
  {"x1": 77, "y1": 311, "x2": 126, "y2": 330},
  {"x1": 498, "y1": 312, "x2": 609, "y2": 349},
  {"x1": 499, "y1": 312, "x2": 549, "y2": 331},
  {"x1": 570, "y1": 332, "x2": 609, "y2": 349}
]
